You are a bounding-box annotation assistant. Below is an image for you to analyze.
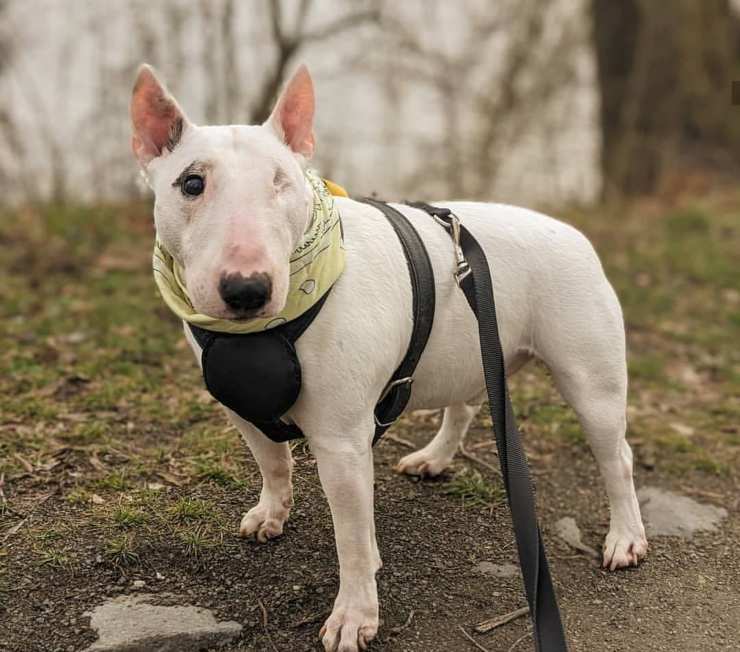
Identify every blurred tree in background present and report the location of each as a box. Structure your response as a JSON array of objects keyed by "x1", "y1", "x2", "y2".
[
  {"x1": 592, "y1": 0, "x2": 740, "y2": 199},
  {"x1": 2, "y1": 0, "x2": 740, "y2": 205}
]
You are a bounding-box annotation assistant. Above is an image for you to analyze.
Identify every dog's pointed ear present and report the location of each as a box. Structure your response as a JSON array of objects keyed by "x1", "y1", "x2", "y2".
[
  {"x1": 265, "y1": 64, "x2": 315, "y2": 159},
  {"x1": 130, "y1": 64, "x2": 190, "y2": 167}
]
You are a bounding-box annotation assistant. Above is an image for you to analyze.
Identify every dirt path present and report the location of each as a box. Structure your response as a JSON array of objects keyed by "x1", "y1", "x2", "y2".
[
  {"x1": 1, "y1": 199, "x2": 738, "y2": 651},
  {"x1": 3, "y1": 414, "x2": 739, "y2": 652}
]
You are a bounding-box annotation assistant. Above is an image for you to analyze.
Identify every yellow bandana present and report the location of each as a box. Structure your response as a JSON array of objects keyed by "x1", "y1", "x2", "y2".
[{"x1": 153, "y1": 170, "x2": 346, "y2": 334}]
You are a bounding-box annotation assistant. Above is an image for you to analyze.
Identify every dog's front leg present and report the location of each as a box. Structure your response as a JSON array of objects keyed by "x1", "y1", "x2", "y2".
[
  {"x1": 225, "y1": 409, "x2": 293, "y2": 542},
  {"x1": 312, "y1": 429, "x2": 379, "y2": 652}
]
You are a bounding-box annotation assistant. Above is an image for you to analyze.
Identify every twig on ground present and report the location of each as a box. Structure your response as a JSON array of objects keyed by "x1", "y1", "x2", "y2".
[
  {"x1": 458, "y1": 625, "x2": 491, "y2": 652},
  {"x1": 459, "y1": 443, "x2": 501, "y2": 475},
  {"x1": 292, "y1": 608, "x2": 331, "y2": 628},
  {"x1": 474, "y1": 606, "x2": 529, "y2": 633},
  {"x1": 1, "y1": 489, "x2": 56, "y2": 543},
  {"x1": 469, "y1": 440, "x2": 498, "y2": 452},
  {"x1": 13, "y1": 454, "x2": 34, "y2": 474},
  {"x1": 508, "y1": 629, "x2": 533, "y2": 651},
  {"x1": 2, "y1": 517, "x2": 28, "y2": 542},
  {"x1": 257, "y1": 598, "x2": 279, "y2": 652},
  {"x1": 0, "y1": 473, "x2": 21, "y2": 517},
  {"x1": 385, "y1": 433, "x2": 416, "y2": 449},
  {"x1": 390, "y1": 609, "x2": 415, "y2": 635},
  {"x1": 680, "y1": 486, "x2": 725, "y2": 500}
]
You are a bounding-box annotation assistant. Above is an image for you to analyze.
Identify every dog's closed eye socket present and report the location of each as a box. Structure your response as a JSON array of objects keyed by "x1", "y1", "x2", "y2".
[{"x1": 273, "y1": 168, "x2": 290, "y2": 190}]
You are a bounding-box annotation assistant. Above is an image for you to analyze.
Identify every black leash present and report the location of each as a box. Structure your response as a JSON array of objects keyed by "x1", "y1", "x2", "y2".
[{"x1": 407, "y1": 201, "x2": 568, "y2": 652}]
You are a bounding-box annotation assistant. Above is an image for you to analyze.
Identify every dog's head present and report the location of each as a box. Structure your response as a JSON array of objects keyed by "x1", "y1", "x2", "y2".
[{"x1": 130, "y1": 64, "x2": 316, "y2": 320}]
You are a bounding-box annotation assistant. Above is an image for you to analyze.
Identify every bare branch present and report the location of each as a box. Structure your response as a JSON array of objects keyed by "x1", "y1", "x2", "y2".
[{"x1": 299, "y1": 10, "x2": 380, "y2": 43}]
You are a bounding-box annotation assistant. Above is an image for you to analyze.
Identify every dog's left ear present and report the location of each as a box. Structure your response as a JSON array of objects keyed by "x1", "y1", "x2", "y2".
[
  {"x1": 130, "y1": 64, "x2": 191, "y2": 167},
  {"x1": 265, "y1": 64, "x2": 315, "y2": 159}
]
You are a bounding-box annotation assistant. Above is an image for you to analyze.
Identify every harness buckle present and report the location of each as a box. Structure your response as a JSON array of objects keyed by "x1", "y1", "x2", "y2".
[{"x1": 430, "y1": 210, "x2": 470, "y2": 286}]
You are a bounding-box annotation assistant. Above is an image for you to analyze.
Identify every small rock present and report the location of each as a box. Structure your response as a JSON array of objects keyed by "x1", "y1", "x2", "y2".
[
  {"x1": 475, "y1": 561, "x2": 519, "y2": 578},
  {"x1": 638, "y1": 487, "x2": 728, "y2": 538},
  {"x1": 84, "y1": 594, "x2": 242, "y2": 651},
  {"x1": 132, "y1": 580, "x2": 146, "y2": 589}
]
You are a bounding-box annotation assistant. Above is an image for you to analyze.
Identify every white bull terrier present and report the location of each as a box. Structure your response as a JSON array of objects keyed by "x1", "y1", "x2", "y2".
[{"x1": 130, "y1": 63, "x2": 647, "y2": 652}]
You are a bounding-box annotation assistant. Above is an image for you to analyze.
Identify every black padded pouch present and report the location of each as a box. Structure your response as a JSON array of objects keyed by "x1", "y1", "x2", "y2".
[
  {"x1": 186, "y1": 292, "x2": 330, "y2": 440},
  {"x1": 196, "y1": 329, "x2": 301, "y2": 423}
]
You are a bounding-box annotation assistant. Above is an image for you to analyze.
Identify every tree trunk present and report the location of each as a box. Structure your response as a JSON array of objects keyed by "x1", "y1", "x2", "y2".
[{"x1": 591, "y1": 0, "x2": 740, "y2": 198}]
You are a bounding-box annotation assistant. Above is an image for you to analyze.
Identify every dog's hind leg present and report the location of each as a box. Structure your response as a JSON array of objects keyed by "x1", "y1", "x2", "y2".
[
  {"x1": 535, "y1": 287, "x2": 648, "y2": 570},
  {"x1": 553, "y1": 371, "x2": 647, "y2": 569},
  {"x1": 396, "y1": 402, "x2": 482, "y2": 477},
  {"x1": 226, "y1": 409, "x2": 294, "y2": 543}
]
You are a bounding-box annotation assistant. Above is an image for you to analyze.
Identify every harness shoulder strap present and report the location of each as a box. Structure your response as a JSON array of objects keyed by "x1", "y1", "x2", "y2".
[
  {"x1": 356, "y1": 198, "x2": 436, "y2": 444},
  {"x1": 408, "y1": 201, "x2": 568, "y2": 652}
]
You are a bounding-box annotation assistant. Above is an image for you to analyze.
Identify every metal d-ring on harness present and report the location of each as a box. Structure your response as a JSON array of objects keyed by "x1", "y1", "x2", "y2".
[{"x1": 406, "y1": 201, "x2": 568, "y2": 652}]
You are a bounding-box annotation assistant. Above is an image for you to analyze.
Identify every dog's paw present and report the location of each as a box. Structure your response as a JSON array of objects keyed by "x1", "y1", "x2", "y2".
[
  {"x1": 602, "y1": 528, "x2": 648, "y2": 571},
  {"x1": 395, "y1": 448, "x2": 452, "y2": 478},
  {"x1": 319, "y1": 592, "x2": 378, "y2": 652},
  {"x1": 239, "y1": 497, "x2": 291, "y2": 543}
]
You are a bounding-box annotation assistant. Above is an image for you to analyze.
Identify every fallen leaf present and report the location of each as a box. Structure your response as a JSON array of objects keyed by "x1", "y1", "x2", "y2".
[
  {"x1": 670, "y1": 422, "x2": 695, "y2": 437},
  {"x1": 554, "y1": 517, "x2": 600, "y2": 559}
]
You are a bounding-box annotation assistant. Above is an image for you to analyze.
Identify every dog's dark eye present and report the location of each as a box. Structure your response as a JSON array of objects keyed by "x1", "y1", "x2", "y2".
[{"x1": 182, "y1": 174, "x2": 205, "y2": 197}]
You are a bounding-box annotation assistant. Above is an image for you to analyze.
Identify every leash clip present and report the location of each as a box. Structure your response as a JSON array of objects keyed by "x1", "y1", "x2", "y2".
[
  {"x1": 424, "y1": 207, "x2": 470, "y2": 285},
  {"x1": 449, "y1": 215, "x2": 471, "y2": 285}
]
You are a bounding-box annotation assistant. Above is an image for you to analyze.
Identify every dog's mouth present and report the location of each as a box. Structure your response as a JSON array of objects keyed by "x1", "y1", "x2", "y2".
[
  {"x1": 228, "y1": 307, "x2": 268, "y2": 321},
  {"x1": 223, "y1": 301, "x2": 284, "y2": 322}
]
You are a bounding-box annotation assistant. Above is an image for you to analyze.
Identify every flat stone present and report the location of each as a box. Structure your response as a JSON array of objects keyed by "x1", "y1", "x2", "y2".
[
  {"x1": 84, "y1": 594, "x2": 242, "y2": 652},
  {"x1": 475, "y1": 561, "x2": 519, "y2": 578},
  {"x1": 638, "y1": 486, "x2": 727, "y2": 539}
]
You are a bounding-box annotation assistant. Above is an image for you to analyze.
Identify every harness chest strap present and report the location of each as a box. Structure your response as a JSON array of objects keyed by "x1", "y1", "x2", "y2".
[{"x1": 356, "y1": 198, "x2": 436, "y2": 444}]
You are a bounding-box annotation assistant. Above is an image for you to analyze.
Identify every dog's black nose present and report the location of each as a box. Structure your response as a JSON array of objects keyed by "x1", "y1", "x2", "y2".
[{"x1": 218, "y1": 272, "x2": 272, "y2": 312}]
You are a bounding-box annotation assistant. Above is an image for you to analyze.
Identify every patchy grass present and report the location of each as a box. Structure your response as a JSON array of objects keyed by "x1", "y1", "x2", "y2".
[
  {"x1": 443, "y1": 469, "x2": 504, "y2": 508},
  {"x1": 104, "y1": 533, "x2": 141, "y2": 569},
  {"x1": 176, "y1": 525, "x2": 221, "y2": 560},
  {"x1": 169, "y1": 497, "x2": 218, "y2": 521},
  {"x1": 111, "y1": 505, "x2": 147, "y2": 529},
  {"x1": 0, "y1": 194, "x2": 738, "y2": 586},
  {"x1": 508, "y1": 193, "x2": 740, "y2": 475}
]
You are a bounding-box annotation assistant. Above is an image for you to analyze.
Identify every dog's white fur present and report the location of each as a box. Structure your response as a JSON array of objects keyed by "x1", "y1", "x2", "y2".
[{"x1": 131, "y1": 64, "x2": 647, "y2": 652}]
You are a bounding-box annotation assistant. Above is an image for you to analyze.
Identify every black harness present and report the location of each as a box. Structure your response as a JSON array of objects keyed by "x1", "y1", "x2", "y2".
[
  {"x1": 189, "y1": 199, "x2": 435, "y2": 446},
  {"x1": 189, "y1": 199, "x2": 567, "y2": 652}
]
